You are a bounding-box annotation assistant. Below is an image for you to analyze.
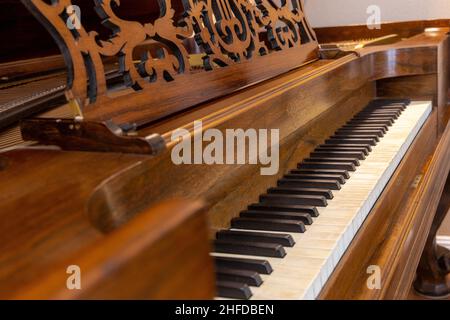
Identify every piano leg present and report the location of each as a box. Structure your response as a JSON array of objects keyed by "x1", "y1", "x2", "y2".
[{"x1": 414, "y1": 175, "x2": 450, "y2": 298}]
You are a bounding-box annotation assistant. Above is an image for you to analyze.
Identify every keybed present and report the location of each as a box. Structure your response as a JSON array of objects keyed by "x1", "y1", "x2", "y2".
[{"x1": 211, "y1": 100, "x2": 432, "y2": 300}]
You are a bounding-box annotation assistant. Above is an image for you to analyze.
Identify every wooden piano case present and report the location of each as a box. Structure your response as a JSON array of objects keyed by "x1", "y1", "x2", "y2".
[{"x1": 0, "y1": 1, "x2": 449, "y2": 299}]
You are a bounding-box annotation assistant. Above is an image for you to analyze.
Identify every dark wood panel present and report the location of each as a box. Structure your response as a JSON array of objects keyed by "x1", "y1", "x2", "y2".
[
  {"x1": 13, "y1": 200, "x2": 215, "y2": 299},
  {"x1": 377, "y1": 74, "x2": 437, "y2": 101},
  {"x1": 0, "y1": 13, "x2": 448, "y2": 300},
  {"x1": 319, "y1": 107, "x2": 439, "y2": 299},
  {"x1": 0, "y1": 149, "x2": 214, "y2": 299}
]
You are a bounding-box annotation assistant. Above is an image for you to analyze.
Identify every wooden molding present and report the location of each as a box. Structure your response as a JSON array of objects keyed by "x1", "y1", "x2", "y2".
[{"x1": 314, "y1": 19, "x2": 450, "y2": 44}]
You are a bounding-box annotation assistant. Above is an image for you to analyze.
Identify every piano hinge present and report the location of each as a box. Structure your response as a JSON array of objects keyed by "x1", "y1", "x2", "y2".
[
  {"x1": 20, "y1": 118, "x2": 166, "y2": 156},
  {"x1": 411, "y1": 175, "x2": 423, "y2": 189}
]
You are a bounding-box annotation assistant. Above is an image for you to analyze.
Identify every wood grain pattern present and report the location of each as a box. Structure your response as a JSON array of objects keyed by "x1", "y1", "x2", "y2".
[
  {"x1": 315, "y1": 19, "x2": 450, "y2": 44},
  {"x1": 21, "y1": 0, "x2": 319, "y2": 126},
  {"x1": 0, "y1": 149, "x2": 214, "y2": 299},
  {"x1": 92, "y1": 32, "x2": 447, "y2": 236},
  {"x1": 318, "y1": 109, "x2": 438, "y2": 299},
  {"x1": 413, "y1": 175, "x2": 450, "y2": 297}
]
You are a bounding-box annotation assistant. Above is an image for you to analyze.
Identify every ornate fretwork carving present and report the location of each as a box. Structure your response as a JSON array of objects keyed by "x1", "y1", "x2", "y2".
[{"x1": 21, "y1": 0, "x2": 318, "y2": 124}]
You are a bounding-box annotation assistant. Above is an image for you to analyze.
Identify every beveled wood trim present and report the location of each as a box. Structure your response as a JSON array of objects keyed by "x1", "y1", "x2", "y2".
[
  {"x1": 146, "y1": 42, "x2": 444, "y2": 141},
  {"x1": 92, "y1": 37, "x2": 445, "y2": 126}
]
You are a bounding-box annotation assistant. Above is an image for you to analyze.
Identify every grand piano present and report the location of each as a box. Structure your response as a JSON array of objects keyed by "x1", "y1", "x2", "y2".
[{"x1": 0, "y1": 0, "x2": 449, "y2": 299}]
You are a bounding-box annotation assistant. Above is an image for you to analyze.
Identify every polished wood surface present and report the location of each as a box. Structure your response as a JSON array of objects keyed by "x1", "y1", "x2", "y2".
[
  {"x1": 414, "y1": 175, "x2": 450, "y2": 297},
  {"x1": 14, "y1": 200, "x2": 214, "y2": 299}
]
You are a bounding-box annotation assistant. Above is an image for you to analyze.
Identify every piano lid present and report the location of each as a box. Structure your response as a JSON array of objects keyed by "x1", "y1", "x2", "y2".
[{"x1": 21, "y1": 0, "x2": 319, "y2": 127}]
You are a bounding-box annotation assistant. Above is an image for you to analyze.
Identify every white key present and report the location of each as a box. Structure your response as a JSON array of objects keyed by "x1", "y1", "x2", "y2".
[{"x1": 213, "y1": 101, "x2": 432, "y2": 300}]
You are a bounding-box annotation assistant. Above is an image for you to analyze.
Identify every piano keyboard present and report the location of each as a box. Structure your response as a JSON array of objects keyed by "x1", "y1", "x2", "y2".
[{"x1": 211, "y1": 99, "x2": 432, "y2": 300}]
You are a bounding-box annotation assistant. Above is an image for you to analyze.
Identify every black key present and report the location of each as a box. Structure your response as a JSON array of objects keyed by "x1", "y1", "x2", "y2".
[
  {"x1": 260, "y1": 193, "x2": 327, "y2": 207},
  {"x1": 217, "y1": 281, "x2": 252, "y2": 299},
  {"x1": 215, "y1": 257, "x2": 273, "y2": 275},
  {"x1": 248, "y1": 203, "x2": 319, "y2": 217},
  {"x1": 354, "y1": 111, "x2": 401, "y2": 120},
  {"x1": 358, "y1": 109, "x2": 402, "y2": 116},
  {"x1": 216, "y1": 267, "x2": 263, "y2": 287},
  {"x1": 303, "y1": 157, "x2": 360, "y2": 167},
  {"x1": 335, "y1": 129, "x2": 384, "y2": 137},
  {"x1": 319, "y1": 144, "x2": 372, "y2": 152},
  {"x1": 367, "y1": 103, "x2": 407, "y2": 111},
  {"x1": 217, "y1": 229, "x2": 296, "y2": 247},
  {"x1": 291, "y1": 168, "x2": 350, "y2": 179},
  {"x1": 370, "y1": 100, "x2": 408, "y2": 106},
  {"x1": 375, "y1": 105, "x2": 406, "y2": 110},
  {"x1": 278, "y1": 178, "x2": 341, "y2": 190},
  {"x1": 298, "y1": 161, "x2": 356, "y2": 172},
  {"x1": 268, "y1": 186, "x2": 334, "y2": 199},
  {"x1": 347, "y1": 119, "x2": 393, "y2": 126},
  {"x1": 231, "y1": 217, "x2": 306, "y2": 233},
  {"x1": 352, "y1": 115, "x2": 397, "y2": 121},
  {"x1": 343, "y1": 122, "x2": 390, "y2": 128},
  {"x1": 214, "y1": 239, "x2": 287, "y2": 258},
  {"x1": 367, "y1": 99, "x2": 408, "y2": 107},
  {"x1": 367, "y1": 99, "x2": 409, "y2": 109},
  {"x1": 366, "y1": 104, "x2": 407, "y2": 111},
  {"x1": 314, "y1": 146, "x2": 369, "y2": 156},
  {"x1": 365, "y1": 107, "x2": 404, "y2": 114},
  {"x1": 240, "y1": 210, "x2": 313, "y2": 225},
  {"x1": 325, "y1": 138, "x2": 376, "y2": 146},
  {"x1": 284, "y1": 173, "x2": 346, "y2": 184},
  {"x1": 331, "y1": 134, "x2": 380, "y2": 142},
  {"x1": 310, "y1": 151, "x2": 366, "y2": 160},
  {"x1": 341, "y1": 125, "x2": 388, "y2": 133},
  {"x1": 358, "y1": 109, "x2": 400, "y2": 113}
]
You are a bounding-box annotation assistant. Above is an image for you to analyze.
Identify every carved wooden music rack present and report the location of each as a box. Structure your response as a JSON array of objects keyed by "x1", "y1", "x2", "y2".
[{"x1": 21, "y1": 0, "x2": 319, "y2": 129}]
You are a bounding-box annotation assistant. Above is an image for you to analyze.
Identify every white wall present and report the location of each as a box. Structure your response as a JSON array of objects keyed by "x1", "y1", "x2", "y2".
[{"x1": 304, "y1": 0, "x2": 450, "y2": 27}]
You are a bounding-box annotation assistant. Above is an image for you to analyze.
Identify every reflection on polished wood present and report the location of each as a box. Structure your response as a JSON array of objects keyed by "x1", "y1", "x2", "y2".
[
  {"x1": 0, "y1": 149, "x2": 214, "y2": 299},
  {"x1": 0, "y1": 2, "x2": 450, "y2": 299}
]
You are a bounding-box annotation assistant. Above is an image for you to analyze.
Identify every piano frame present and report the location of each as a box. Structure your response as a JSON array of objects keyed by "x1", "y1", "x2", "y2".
[{"x1": 0, "y1": 1, "x2": 449, "y2": 299}]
